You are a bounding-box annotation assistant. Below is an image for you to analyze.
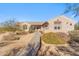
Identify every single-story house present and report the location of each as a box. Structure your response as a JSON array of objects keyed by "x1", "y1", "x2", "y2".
[
  {"x1": 16, "y1": 15, "x2": 75, "y2": 33},
  {"x1": 16, "y1": 21, "x2": 48, "y2": 32}
]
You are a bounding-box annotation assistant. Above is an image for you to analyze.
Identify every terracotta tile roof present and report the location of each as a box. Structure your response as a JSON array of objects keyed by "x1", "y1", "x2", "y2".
[
  {"x1": 27, "y1": 22, "x2": 45, "y2": 25},
  {"x1": 16, "y1": 22, "x2": 45, "y2": 25}
]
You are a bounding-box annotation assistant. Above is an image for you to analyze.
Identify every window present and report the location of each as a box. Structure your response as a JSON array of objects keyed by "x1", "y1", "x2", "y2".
[
  {"x1": 54, "y1": 26, "x2": 60, "y2": 30},
  {"x1": 70, "y1": 23, "x2": 72, "y2": 26},
  {"x1": 23, "y1": 25, "x2": 27, "y2": 29},
  {"x1": 58, "y1": 26, "x2": 60, "y2": 29},
  {"x1": 54, "y1": 26, "x2": 57, "y2": 29},
  {"x1": 31, "y1": 26, "x2": 35, "y2": 30}
]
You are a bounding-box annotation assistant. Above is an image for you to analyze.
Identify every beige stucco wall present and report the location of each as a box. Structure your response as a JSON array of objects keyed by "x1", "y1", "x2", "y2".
[
  {"x1": 19, "y1": 23, "x2": 31, "y2": 32},
  {"x1": 47, "y1": 15, "x2": 75, "y2": 33}
]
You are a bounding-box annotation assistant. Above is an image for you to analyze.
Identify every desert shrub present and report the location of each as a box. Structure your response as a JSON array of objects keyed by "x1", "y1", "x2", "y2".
[
  {"x1": 69, "y1": 30, "x2": 79, "y2": 43},
  {"x1": 29, "y1": 29, "x2": 35, "y2": 33},
  {"x1": 41, "y1": 32, "x2": 66, "y2": 44},
  {"x1": 39, "y1": 31, "x2": 44, "y2": 34},
  {"x1": 75, "y1": 21, "x2": 79, "y2": 30},
  {"x1": 0, "y1": 19, "x2": 22, "y2": 32},
  {"x1": 2, "y1": 32, "x2": 20, "y2": 41},
  {"x1": 16, "y1": 31, "x2": 28, "y2": 35}
]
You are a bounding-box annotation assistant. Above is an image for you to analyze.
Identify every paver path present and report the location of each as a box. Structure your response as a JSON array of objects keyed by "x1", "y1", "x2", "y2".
[{"x1": 16, "y1": 32, "x2": 41, "y2": 56}]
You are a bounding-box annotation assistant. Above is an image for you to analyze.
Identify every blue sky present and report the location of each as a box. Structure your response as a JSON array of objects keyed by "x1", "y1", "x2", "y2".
[{"x1": 0, "y1": 3, "x2": 78, "y2": 23}]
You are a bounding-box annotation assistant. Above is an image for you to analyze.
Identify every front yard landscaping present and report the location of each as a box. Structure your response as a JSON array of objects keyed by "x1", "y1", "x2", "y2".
[{"x1": 41, "y1": 32, "x2": 68, "y2": 44}]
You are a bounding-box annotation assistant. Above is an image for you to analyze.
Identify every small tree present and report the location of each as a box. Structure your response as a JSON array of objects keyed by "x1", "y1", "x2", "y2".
[
  {"x1": 1, "y1": 18, "x2": 21, "y2": 32},
  {"x1": 75, "y1": 21, "x2": 79, "y2": 30}
]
